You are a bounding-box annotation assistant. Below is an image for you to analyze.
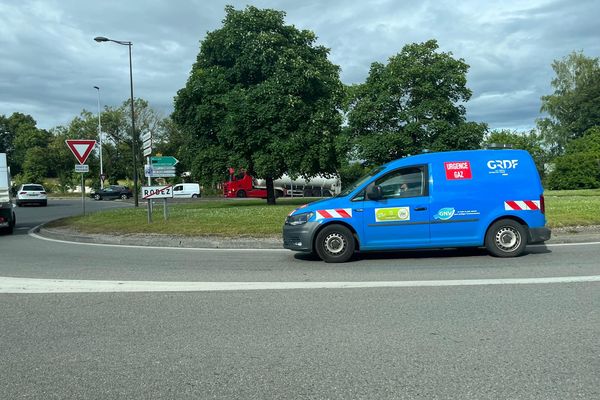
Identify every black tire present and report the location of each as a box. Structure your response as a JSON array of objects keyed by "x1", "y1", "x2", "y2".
[
  {"x1": 314, "y1": 224, "x2": 355, "y2": 263},
  {"x1": 191, "y1": 194, "x2": 199, "y2": 198},
  {"x1": 42, "y1": 200, "x2": 47, "y2": 206},
  {"x1": 236, "y1": 190, "x2": 246, "y2": 198},
  {"x1": 120, "y1": 194, "x2": 128, "y2": 200},
  {"x1": 94, "y1": 194, "x2": 101, "y2": 201},
  {"x1": 485, "y1": 219, "x2": 528, "y2": 257}
]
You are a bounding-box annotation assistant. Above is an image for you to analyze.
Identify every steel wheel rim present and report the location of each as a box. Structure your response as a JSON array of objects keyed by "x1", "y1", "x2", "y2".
[
  {"x1": 324, "y1": 232, "x2": 347, "y2": 255},
  {"x1": 495, "y1": 226, "x2": 521, "y2": 252}
]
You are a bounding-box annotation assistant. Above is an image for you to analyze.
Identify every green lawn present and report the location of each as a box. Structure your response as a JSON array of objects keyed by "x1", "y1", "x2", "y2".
[
  {"x1": 47, "y1": 190, "x2": 600, "y2": 236},
  {"x1": 544, "y1": 189, "x2": 600, "y2": 228},
  {"x1": 47, "y1": 198, "x2": 310, "y2": 237}
]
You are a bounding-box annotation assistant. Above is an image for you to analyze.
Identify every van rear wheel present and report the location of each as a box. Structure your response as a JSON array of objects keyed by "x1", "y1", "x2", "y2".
[
  {"x1": 485, "y1": 219, "x2": 527, "y2": 257},
  {"x1": 315, "y1": 225, "x2": 355, "y2": 263}
]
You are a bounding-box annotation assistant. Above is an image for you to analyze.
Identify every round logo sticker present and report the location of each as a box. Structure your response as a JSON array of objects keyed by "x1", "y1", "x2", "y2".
[
  {"x1": 435, "y1": 207, "x2": 455, "y2": 220},
  {"x1": 397, "y1": 208, "x2": 409, "y2": 220}
]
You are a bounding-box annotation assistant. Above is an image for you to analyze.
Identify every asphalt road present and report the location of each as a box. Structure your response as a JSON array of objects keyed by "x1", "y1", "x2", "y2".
[
  {"x1": 1, "y1": 199, "x2": 599, "y2": 399},
  {"x1": 9, "y1": 196, "x2": 133, "y2": 236}
]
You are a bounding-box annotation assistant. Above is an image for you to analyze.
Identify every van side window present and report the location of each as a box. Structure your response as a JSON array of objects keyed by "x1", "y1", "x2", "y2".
[
  {"x1": 173, "y1": 185, "x2": 182, "y2": 192},
  {"x1": 352, "y1": 190, "x2": 366, "y2": 202},
  {"x1": 375, "y1": 166, "x2": 427, "y2": 199}
]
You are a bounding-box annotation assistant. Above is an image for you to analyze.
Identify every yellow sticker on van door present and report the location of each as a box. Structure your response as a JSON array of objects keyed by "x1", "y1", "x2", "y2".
[{"x1": 375, "y1": 207, "x2": 410, "y2": 222}]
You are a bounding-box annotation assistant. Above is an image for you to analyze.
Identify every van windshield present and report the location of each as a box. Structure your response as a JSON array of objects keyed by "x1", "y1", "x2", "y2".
[{"x1": 337, "y1": 166, "x2": 384, "y2": 197}]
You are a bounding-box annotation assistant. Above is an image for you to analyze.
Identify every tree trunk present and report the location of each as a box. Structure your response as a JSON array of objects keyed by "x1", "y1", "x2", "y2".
[{"x1": 266, "y1": 176, "x2": 276, "y2": 205}]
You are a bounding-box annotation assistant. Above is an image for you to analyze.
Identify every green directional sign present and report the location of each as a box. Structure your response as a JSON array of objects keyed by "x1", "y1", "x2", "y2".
[{"x1": 150, "y1": 156, "x2": 178, "y2": 166}]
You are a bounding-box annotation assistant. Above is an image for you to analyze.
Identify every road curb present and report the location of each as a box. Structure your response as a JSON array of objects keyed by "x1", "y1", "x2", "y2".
[
  {"x1": 34, "y1": 224, "x2": 600, "y2": 249},
  {"x1": 35, "y1": 225, "x2": 283, "y2": 249}
]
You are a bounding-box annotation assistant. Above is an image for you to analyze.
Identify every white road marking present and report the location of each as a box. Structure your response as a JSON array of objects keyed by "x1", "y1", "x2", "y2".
[
  {"x1": 28, "y1": 228, "x2": 287, "y2": 252},
  {"x1": 535, "y1": 241, "x2": 600, "y2": 247},
  {"x1": 1, "y1": 275, "x2": 599, "y2": 294}
]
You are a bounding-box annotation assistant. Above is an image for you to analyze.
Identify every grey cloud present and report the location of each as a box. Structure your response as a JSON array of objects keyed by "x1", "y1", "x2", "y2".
[{"x1": 0, "y1": 0, "x2": 598, "y2": 133}]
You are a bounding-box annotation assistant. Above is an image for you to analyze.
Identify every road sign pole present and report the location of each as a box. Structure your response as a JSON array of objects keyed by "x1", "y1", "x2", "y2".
[
  {"x1": 163, "y1": 198, "x2": 168, "y2": 220},
  {"x1": 81, "y1": 173, "x2": 85, "y2": 216},
  {"x1": 147, "y1": 156, "x2": 152, "y2": 223},
  {"x1": 147, "y1": 157, "x2": 152, "y2": 224}
]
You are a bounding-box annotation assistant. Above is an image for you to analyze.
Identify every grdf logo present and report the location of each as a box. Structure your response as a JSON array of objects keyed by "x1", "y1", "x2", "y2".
[{"x1": 487, "y1": 159, "x2": 519, "y2": 170}]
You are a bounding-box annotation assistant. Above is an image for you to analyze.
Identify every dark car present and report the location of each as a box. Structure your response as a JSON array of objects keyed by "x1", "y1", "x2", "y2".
[{"x1": 91, "y1": 185, "x2": 132, "y2": 201}]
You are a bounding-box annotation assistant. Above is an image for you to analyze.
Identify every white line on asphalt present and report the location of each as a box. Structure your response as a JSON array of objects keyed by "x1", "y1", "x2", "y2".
[
  {"x1": 28, "y1": 228, "x2": 288, "y2": 252},
  {"x1": 1, "y1": 275, "x2": 599, "y2": 294},
  {"x1": 539, "y1": 241, "x2": 600, "y2": 247}
]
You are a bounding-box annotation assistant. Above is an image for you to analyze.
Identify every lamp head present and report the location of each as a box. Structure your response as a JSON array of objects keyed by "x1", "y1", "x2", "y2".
[
  {"x1": 94, "y1": 36, "x2": 109, "y2": 42},
  {"x1": 93, "y1": 86, "x2": 99, "y2": 90}
]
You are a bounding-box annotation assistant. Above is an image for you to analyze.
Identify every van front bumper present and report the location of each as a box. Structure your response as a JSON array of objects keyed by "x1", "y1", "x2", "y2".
[
  {"x1": 528, "y1": 227, "x2": 551, "y2": 244},
  {"x1": 282, "y1": 222, "x2": 320, "y2": 252}
]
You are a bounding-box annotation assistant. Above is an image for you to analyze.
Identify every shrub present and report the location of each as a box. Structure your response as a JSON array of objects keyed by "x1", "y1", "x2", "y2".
[{"x1": 546, "y1": 152, "x2": 600, "y2": 189}]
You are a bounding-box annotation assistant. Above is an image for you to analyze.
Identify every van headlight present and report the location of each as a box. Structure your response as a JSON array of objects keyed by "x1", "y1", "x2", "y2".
[{"x1": 285, "y1": 211, "x2": 314, "y2": 226}]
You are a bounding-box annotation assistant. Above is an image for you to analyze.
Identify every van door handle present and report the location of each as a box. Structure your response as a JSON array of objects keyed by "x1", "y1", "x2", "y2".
[
  {"x1": 354, "y1": 209, "x2": 363, "y2": 212},
  {"x1": 414, "y1": 207, "x2": 427, "y2": 211}
]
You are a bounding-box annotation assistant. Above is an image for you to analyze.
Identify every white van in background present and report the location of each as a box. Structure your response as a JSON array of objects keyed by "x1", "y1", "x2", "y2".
[{"x1": 172, "y1": 183, "x2": 201, "y2": 198}]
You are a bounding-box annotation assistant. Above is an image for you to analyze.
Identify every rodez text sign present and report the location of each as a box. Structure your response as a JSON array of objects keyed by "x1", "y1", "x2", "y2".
[{"x1": 142, "y1": 185, "x2": 173, "y2": 199}]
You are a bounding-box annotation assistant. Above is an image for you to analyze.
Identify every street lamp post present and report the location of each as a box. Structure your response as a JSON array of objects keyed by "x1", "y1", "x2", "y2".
[
  {"x1": 94, "y1": 36, "x2": 139, "y2": 207},
  {"x1": 93, "y1": 85, "x2": 104, "y2": 189}
]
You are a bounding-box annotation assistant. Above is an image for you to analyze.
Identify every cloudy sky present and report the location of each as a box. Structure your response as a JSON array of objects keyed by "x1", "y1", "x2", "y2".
[{"x1": 1, "y1": 0, "x2": 599, "y2": 132}]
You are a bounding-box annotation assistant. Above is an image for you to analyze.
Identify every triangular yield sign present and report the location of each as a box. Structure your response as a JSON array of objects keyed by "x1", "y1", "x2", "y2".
[{"x1": 66, "y1": 139, "x2": 97, "y2": 164}]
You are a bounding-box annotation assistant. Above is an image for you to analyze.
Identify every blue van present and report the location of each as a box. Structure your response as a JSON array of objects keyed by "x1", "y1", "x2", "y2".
[{"x1": 283, "y1": 149, "x2": 551, "y2": 262}]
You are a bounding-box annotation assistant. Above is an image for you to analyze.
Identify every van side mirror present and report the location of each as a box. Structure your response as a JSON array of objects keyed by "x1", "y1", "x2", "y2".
[{"x1": 367, "y1": 185, "x2": 383, "y2": 201}]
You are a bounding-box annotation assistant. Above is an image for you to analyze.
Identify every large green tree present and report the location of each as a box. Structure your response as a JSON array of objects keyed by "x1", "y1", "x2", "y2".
[
  {"x1": 346, "y1": 40, "x2": 487, "y2": 165},
  {"x1": 173, "y1": 5, "x2": 344, "y2": 204},
  {"x1": 538, "y1": 51, "x2": 600, "y2": 155},
  {"x1": 22, "y1": 146, "x2": 50, "y2": 183},
  {"x1": 0, "y1": 112, "x2": 49, "y2": 175},
  {"x1": 0, "y1": 115, "x2": 15, "y2": 155}
]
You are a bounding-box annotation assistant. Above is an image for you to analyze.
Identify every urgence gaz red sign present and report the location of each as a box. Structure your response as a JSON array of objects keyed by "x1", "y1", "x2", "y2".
[{"x1": 444, "y1": 161, "x2": 472, "y2": 180}]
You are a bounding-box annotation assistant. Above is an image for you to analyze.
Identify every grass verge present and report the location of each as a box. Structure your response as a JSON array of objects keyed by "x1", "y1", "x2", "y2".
[
  {"x1": 46, "y1": 190, "x2": 600, "y2": 236},
  {"x1": 544, "y1": 189, "x2": 600, "y2": 228},
  {"x1": 46, "y1": 198, "x2": 312, "y2": 237}
]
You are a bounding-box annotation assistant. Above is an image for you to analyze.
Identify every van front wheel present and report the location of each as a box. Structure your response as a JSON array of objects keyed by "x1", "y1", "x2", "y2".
[
  {"x1": 485, "y1": 219, "x2": 527, "y2": 257},
  {"x1": 315, "y1": 225, "x2": 355, "y2": 263}
]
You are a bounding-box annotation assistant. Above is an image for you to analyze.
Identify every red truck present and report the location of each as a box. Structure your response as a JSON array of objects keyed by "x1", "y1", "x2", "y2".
[
  {"x1": 223, "y1": 170, "x2": 285, "y2": 199},
  {"x1": 223, "y1": 170, "x2": 286, "y2": 198}
]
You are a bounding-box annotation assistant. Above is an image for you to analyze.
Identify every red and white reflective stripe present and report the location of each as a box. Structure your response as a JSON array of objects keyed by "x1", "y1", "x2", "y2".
[
  {"x1": 504, "y1": 200, "x2": 541, "y2": 211},
  {"x1": 316, "y1": 208, "x2": 352, "y2": 220}
]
